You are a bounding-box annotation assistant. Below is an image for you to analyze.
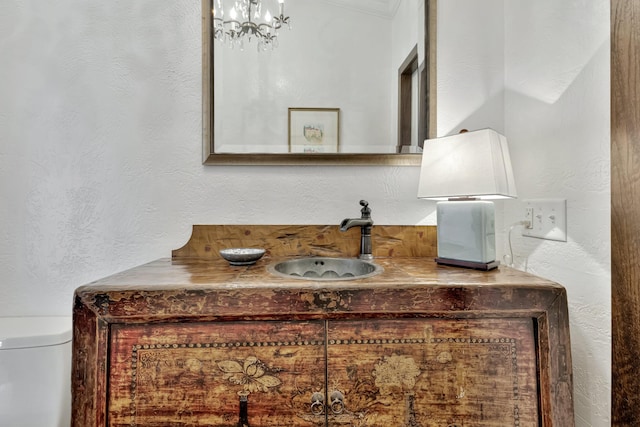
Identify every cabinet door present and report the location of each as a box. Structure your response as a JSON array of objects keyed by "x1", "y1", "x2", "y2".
[
  {"x1": 108, "y1": 320, "x2": 326, "y2": 427},
  {"x1": 326, "y1": 318, "x2": 539, "y2": 426}
]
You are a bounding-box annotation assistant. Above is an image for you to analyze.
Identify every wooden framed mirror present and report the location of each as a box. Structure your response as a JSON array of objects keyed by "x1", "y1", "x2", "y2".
[{"x1": 202, "y1": 0, "x2": 437, "y2": 165}]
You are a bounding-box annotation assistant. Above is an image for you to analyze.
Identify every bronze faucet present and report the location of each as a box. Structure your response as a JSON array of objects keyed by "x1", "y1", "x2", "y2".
[{"x1": 340, "y1": 200, "x2": 374, "y2": 260}]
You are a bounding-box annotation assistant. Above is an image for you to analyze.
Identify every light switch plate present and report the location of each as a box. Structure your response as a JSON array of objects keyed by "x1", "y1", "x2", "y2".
[{"x1": 522, "y1": 199, "x2": 567, "y2": 242}]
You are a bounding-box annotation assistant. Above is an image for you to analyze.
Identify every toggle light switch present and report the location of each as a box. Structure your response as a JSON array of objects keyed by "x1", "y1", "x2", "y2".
[{"x1": 522, "y1": 199, "x2": 567, "y2": 242}]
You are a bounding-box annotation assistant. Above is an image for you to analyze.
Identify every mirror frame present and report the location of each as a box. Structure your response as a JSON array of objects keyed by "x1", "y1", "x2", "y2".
[{"x1": 202, "y1": 0, "x2": 437, "y2": 166}]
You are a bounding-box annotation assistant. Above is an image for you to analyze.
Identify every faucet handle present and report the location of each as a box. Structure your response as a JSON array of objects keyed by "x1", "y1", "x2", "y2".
[{"x1": 359, "y1": 200, "x2": 371, "y2": 218}]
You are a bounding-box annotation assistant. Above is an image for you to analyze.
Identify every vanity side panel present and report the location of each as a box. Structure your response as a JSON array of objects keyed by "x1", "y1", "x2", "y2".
[
  {"x1": 536, "y1": 290, "x2": 574, "y2": 426},
  {"x1": 72, "y1": 294, "x2": 110, "y2": 427}
]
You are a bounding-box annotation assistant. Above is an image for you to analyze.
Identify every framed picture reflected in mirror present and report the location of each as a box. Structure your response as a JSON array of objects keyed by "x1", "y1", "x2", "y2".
[{"x1": 288, "y1": 108, "x2": 340, "y2": 153}]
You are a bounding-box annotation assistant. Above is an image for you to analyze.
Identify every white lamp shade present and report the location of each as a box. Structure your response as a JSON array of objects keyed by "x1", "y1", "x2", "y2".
[{"x1": 417, "y1": 129, "x2": 517, "y2": 200}]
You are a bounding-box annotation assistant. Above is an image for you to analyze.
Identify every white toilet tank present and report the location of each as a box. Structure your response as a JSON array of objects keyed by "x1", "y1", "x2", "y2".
[{"x1": 0, "y1": 316, "x2": 72, "y2": 427}]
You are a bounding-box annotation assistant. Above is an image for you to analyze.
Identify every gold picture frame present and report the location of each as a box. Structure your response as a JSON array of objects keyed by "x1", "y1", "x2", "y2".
[{"x1": 288, "y1": 108, "x2": 340, "y2": 153}]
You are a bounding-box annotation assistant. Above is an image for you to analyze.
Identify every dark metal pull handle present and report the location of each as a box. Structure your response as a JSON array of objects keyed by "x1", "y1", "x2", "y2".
[
  {"x1": 310, "y1": 392, "x2": 324, "y2": 415},
  {"x1": 237, "y1": 391, "x2": 250, "y2": 427},
  {"x1": 330, "y1": 391, "x2": 344, "y2": 415}
]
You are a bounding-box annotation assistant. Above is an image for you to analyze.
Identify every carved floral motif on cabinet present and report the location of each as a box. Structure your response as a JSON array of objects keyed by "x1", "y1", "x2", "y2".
[
  {"x1": 107, "y1": 318, "x2": 538, "y2": 426},
  {"x1": 108, "y1": 321, "x2": 326, "y2": 426}
]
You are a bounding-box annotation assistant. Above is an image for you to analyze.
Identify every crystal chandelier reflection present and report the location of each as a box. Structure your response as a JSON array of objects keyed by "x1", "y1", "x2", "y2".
[{"x1": 212, "y1": 0, "x2": 291, "y2": 51}]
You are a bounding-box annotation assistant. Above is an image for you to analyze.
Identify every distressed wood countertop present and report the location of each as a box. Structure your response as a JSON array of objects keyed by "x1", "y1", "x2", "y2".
[
  {"x1": 74, "y1": 255, "x2": 565, "y2": 322},
  {"x1": 75, "y1": 225, "x2": 564, "y2": 321}
]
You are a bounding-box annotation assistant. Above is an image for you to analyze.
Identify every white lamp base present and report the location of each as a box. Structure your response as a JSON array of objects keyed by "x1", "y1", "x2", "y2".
[{"x1": 436, "y1": 200, "x2": 498, "y2": 270}]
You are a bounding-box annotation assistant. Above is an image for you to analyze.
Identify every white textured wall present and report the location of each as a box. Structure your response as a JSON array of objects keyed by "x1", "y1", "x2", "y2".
[
  {"x1": 437, "y1": 0, "x2": 505, "y2": 135},
  {"x1": 0, "y1": 0, "x2": 438, "y2": 317},
  {"x1": 503, "y1": 0, "x2": 611, "y2": 425},
  {"x1": 0, "y1": 1, "x2": 610, "y2": 425}
]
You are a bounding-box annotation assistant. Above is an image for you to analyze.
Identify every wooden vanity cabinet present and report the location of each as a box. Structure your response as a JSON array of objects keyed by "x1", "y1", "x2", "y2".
[
  {"x1": 72, "y1": 263, "x2": 573, "y2": 427},
  {"x1": 72, "y1": 226, "x2": 573, "y2": 426}
]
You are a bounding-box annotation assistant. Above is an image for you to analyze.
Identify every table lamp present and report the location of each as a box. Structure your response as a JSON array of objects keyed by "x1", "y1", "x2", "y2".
[{"x1": 417, "y1": 128, "x2": 518, "y2": 270}]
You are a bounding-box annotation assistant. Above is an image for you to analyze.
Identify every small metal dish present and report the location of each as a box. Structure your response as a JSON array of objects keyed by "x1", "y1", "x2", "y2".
[{"x1": 219, "y1": 248, "x2": 266, "y2": 266}]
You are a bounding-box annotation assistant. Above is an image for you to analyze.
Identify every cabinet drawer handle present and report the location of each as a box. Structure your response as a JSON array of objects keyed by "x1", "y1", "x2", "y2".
[
  {"x1": 310, "y1": 392, "x2": 324, "y2": 415},
  {"x1": 330, "y1": 391, "x2": 344, "y2": 415},
  {"x1": 237, "y1": 391, "x2": 250, "y2": 427}
]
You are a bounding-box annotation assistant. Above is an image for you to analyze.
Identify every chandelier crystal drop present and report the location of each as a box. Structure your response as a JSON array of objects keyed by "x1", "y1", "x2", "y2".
[{"x1": 213, "y1": 0, "x2": 291, "y2": 51}]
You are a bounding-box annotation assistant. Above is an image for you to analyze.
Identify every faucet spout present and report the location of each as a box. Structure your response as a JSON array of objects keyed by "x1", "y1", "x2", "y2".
[
  {"x1": 340, "y1": 200, "x2": 374, "y2": 260},
  {"x1": 340, "y1": 218, "x2": 373, "y2": 231}
]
